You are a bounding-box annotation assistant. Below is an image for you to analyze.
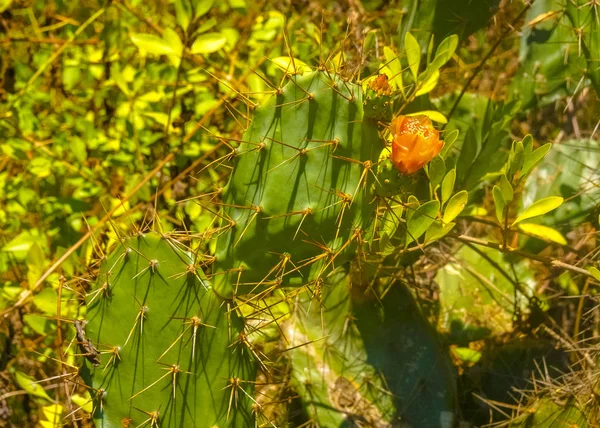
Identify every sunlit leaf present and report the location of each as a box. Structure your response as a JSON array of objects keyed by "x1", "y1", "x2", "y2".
[
  {"x1": 131, "y1": 33, "x2": 175, "y2": 56},
  {"x1": 404, "y1": 31, "x2": 421, "y2": 80},
  {"x1": 407, "y1": 200, "x2": 439, "y2": 243},
  {"x1": 416, "y1": 69, "x2": 439, "y2": 96},
  {"x1": 443, "y1": 190, "x2": 468, "y2": 223},
  {"x1": 441, "y1": 169, "x2": 456, "y2": 206},
  {"x1": 15, "y1": 371, "x2": 52, "y2": 401},
  {"x1": 190, "y1": 32, "x2": 227, "y2": 54},
  {"x1": 405, "y1": 110, "x2": 447, "y2": 123},
  {"x1": 518, "y1": 223, "x2": 567, "y2": 245},
  {"x1": 512, "y1": 196, "x2": 564, "y2": 227}
]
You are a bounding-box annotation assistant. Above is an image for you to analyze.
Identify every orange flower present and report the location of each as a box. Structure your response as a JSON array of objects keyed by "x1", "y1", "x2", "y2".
[{"x1": 389, "y1": 115, "x2": 443, "y2": 174}]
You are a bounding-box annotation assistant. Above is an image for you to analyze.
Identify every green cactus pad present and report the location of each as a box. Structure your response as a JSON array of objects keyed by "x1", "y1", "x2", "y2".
[
  {"x1": 82, "y1": 232, "x2": 255, "y2": 427},
  {"x1": 212, "y1": 70, "x2": 385, "y2": 298},
  {"x1": 286, "y1": 271, "x2": 456, "y2": 427}
]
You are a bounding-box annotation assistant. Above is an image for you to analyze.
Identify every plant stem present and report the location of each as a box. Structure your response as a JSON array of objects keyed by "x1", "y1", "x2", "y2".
[{"x1": 448, "y1": 233, "x2": 596, "y2": 279}]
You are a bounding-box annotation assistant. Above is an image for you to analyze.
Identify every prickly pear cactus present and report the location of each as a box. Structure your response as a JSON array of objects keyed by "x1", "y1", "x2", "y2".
[
  {"x1": 81, "y1": 232, "x2": 255, "y2": 427},
  {"x1": 212, "y1": 70, "x2": 385, "y2": 298},
  {"x1": 285, "y1": 271, "x2": 456, "y2": 427}
]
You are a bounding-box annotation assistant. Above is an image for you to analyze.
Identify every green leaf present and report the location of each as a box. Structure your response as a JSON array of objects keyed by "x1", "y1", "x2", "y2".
[
  {"x1": 407, "y1": 200, "x2": 440, "y2": 243},
  {"x1": 0, "y1": 0, "x2": 11, "y2": 13},
  {"x1": 382, "y1": 46, "x2": 403, "y2": 91},
  {"x1": 190, "y1": 32, "x2": 227, "y2": 54},
  {"x1": 416, "y1": 69, "x2": 439, "y2": 96},
  {"x1": 428, "y1": 156, "x2": 446, "y2": 190},
  {"x1": 15, "y1": 371, "x2": 52, "y2": 401},
  {"x1": 493, "y1": 185, "x2": 506, "y2": 224},
  {"x1": 499, "y1": 174, "x2": 513, "y2": 202},
  {"x1": 456, "y1": 128, "x2": 477, "y2": 180},
  {"x1": 405, "y1": 110, "x2": 447, "y2": 123},
  {"x1": 404, "y1": 32, "x2": 421, "y2": 80},
  {"x1": 452, "y1": 347, "x2": 482, "y2": 364},
  {"x1": 271, "y1": 57, "x2": 312, "y2": 75},
  {"x1": 443, "y1": 190, "x2": 468, "y2": 223},
  {"x1": 162, "y1": 28, "x2": 184, "y2": 66},
  {"x1": 518, "y1": 223, "x2": 567, "y2": 245},
  {"x1": 193, "y1": 0, "x2": 213, "y2": 18},
  {"x1": 521, "y1": 142, "x2": 552, "y2": 178},
  {"x1": 589, "y1": 267, "x2": 600, "y2": 282},
  {"x1": 130, "y1": 33, "x2": 175, "y2": 56},
  {"x1": 71, "y1": 392, "x2": 93, "y2": 413},
  {"x1": 508, "y1": 140, "x2": 525, "y2": 178},
  {"x1": 439, "y1": 129, "x2": 459, "y2": 158},
  {"x1": 511, "y1": 196, "x2": 564, "y2": 227},
  {"x1": 441, "y1": 169, "x2": 456, "y2": 206},
  {"x1": 425, "y1": 221, "x2": 455, "y2": 243},
  {"x1": 433, "y1": 34, "x2": 459, "y2": 68},
  {"x1": 175, "y1": 0, "x2": 191, "y2": 31}
]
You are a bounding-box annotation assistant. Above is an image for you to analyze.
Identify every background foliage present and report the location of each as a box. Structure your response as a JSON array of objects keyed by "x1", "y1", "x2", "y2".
[{"x1": 0, "y1": 0, "x2": 599, "y2": 426}]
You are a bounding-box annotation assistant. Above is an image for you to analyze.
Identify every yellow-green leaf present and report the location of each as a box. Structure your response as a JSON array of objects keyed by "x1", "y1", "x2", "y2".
[
  {"x1": 441, "y1": 169, "x2": 456, "y2": 206},
  {"x1": 493, "y1": 185, "x2": 505, "y2": 224},
  {"x1": 404, "y1": 32, "x2": 420, "y2": 80},
  {"x1": 518, "y1": 223, "x2": 567, "y2": 245},
  {"x1": 382, "y1": 46, "x2": 402, "y2": 90},
  {"x1": 71, "y1": 392, "x2": 93, "y2": 413},
  {"x1": 511, "y1": 196, "x2": 564, "y2": 227},
  {"x1": 271, "y1": 57, "x2": 312, "y2": 75},
  {"x1": 190, "y1": 32, "x2": 227, "y2": 54},
  {"x1": 15, "y1": 371, "x2": 52, "y2": 401},
  {"x1": 405, "y1": 110, "x2": 447, "y2": 124},
  {"x1": 416, "y1": 69, "x2": 439, "y2": 96},
  {"x1": 589, "y1": 267, "x2": 600, "y2": 282},
  {"x1": 407, "y1": 200, "x2": 439, "y2": 243},
  {"x1": 443, "y1": 190, "x2": 468, "y2": 223},
  {"x1": 131, "y1": 33, "x2": 175, "y2": 56}
]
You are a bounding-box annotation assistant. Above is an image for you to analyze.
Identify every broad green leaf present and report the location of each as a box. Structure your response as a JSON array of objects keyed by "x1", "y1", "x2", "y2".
[
  {"x1": 71, "y1": 392, "x2": 93, "y2": 413},
  {"x1": 193, "y1": 0, "x2": 213, "y2": 18},
  {"x1": 433, "y1": 34, "x2": 458, "y2": 68},
  {"x1": 416, "y1": 69, "x2": 439, "y2": 96},
  {"x1": 508, "y1": 140, "x2": 525, "y2": 178},
  {"x1": 512, "y1": 196, "x2": 564, "y2": 227},
  {"x1": 589, "y1": 267, "x2": 600, "y2": 282},
  {"x1": 456, "y1": 128, "x2": 477, "y2": 180},
  {"x1": 15, "y1": 371, "x2": 52, "y2": 401},
  {"x1": 23, "y1": 314, "x2": 50, "y2": 335},
  {"x1": 499, "y1": 174, "x2": 513, "y2": 202},
  {"x1": 425, "y1": 221, "x2": 455, "y2": 243},
  {"x1": 190, "y1": 32, "x2": 227, "y2": 54},
  {"x1": 439, "y1": 129, "x2": 459, "y2": 158},
  {"x1": 452, "y1": 347, "x2": 482, "y2": 364},
  {"x1": 521, "y1": 143, "x2": 552, "y2": 178},
  {"x1": 271, "y1": 57, "x2": 312, "y2": 75},
  {"x1": 493, "y1": 185, "x2": 506, "y2": 224},
  {"x1": 443, "y1": 190, "x2": 468, "y2": 223},
  {"x1": 405, "y1": 110, "x2": 447, "y2": 123},
  {"x1": 518, "y1": 223, "x2": 567, "y2": 245},
  {"x1": 41, "y1": 404, "x2": 63, "y2": 427},
  {"x1": 407, "y1": 200, "x2": 439, "y2": 243},
  {"x1": 162, "y1": 28, "x2": 183, "y2": 67},
  {"x1": 130, "y1": 33, "x2": 175, "y2": 56},
  {"x1": 0, "y1": 0, "x2": 11, "y2": 13},
  {"x1": 175, "y1": 0, "x2": 191, "y2": 31},
  {"x1": 382, "y1": 46, "x2": 402, "y2": 90},
  {"x1": 404, "y1": 32, "x2": 421, "y2": 80},
  {"x1": 428, "y1": 156, "x2": 446, "y2": 190},
  {"x1": 441, "y1": 169, "x2": 456, "y2": 206}
]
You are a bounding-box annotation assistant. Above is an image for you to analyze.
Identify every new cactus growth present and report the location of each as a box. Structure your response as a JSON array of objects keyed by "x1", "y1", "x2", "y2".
[{"x1": 82, "y1": 233, "x2": 255, "y2": 427}]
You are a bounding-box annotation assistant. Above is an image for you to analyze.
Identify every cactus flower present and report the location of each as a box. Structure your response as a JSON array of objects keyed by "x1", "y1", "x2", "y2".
[{"x1": 389, "y1": 115, "x2": 443, "y2": 174}]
